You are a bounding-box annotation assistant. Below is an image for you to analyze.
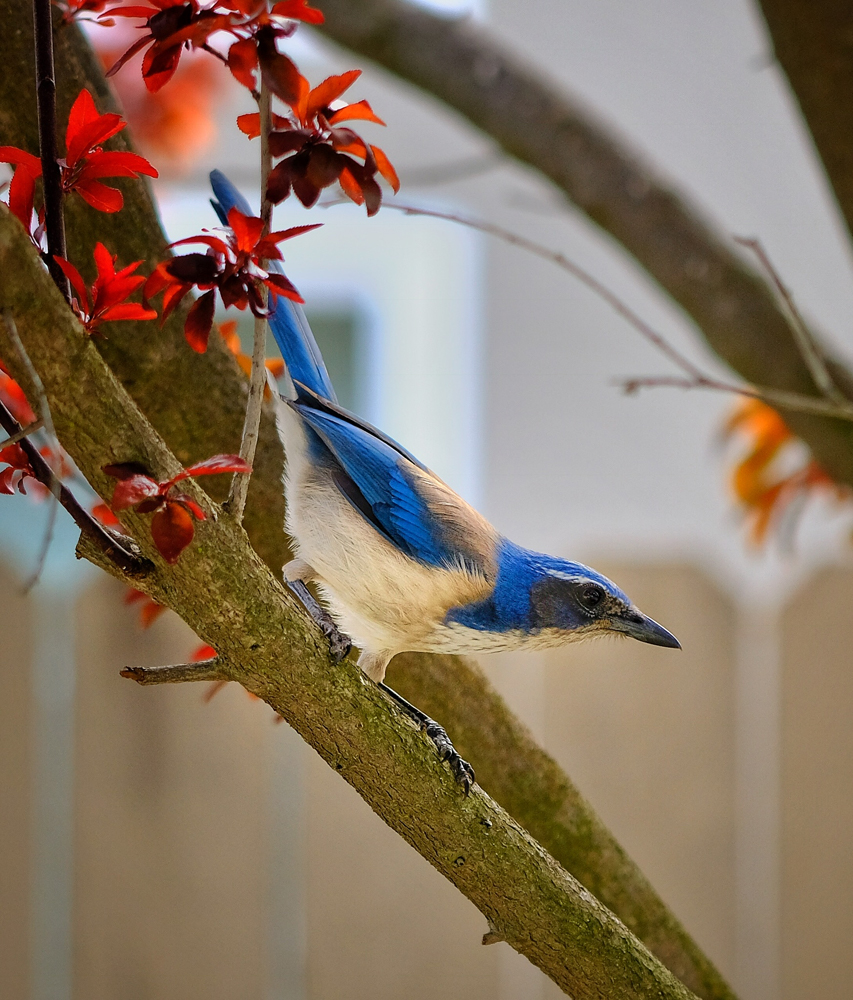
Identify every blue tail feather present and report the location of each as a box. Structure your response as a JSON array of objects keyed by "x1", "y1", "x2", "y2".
[{"x1": 208, "y1": 169, "x2": 337, "y2": 403}]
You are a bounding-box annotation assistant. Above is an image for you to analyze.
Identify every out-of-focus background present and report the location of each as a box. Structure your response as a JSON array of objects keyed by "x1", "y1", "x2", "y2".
[{"x1": 3, "y1": 2, "x2": 853, "y2": 999}]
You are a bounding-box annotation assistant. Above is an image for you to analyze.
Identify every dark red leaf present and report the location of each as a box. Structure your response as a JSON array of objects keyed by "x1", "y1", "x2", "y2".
[
  {"x1": 306, "y1": 144, "x2": 344, "y2": 189},
  {"x1": 257, "y1": 25, "x2": 307, "y2": 107},
  {"x1": 167, "y1": 253, "x2": 220, "y2": 285},
  {"x1": 227, "y1": 37, "x2": 258, "y2": 91},
  {"x1": 151, "y1": 500, "x2": 196, "y2": 563},
  {"x1": 169, "y1": 493, "x2": 207, "y2": 520},
  {"x1": 184, "y1": 289, "x2": 217, "y2": 353},
  {"x1": 266, "y1": 159, "x2": 294, "y2": 203},
  {"x1": 269, "y1": 129, "x2": 312, "y2": 157}
]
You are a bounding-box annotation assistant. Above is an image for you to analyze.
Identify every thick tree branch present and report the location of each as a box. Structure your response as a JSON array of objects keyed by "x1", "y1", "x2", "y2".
[
  {"x1": 317, "y1": 0, "x2": 853, "y2": 487},
  {"x1": 0, "y1": 205, "x2": 700, "y2": 1000},
  {"x1": 0, "y1": 9, "x2": 736, "y2": 998},
  {"x1": 756, "y1": 1, "x2": 853, "y2": 248}
]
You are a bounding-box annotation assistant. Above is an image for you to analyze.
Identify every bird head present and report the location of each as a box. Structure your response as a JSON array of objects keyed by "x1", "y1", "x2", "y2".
[{"x1": 529, "y1": 563, "x2": 681, "y2": 648}]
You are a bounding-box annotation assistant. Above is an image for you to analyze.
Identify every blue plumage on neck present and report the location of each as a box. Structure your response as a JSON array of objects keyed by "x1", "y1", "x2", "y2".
[{"x1": 445, "y1": 538, "x2": 628, "y2": 634}]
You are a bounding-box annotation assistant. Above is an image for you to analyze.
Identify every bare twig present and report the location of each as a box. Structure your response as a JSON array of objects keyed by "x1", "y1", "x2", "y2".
[
  {"x1": 121, "y1": 658, "x2": 228, "y2": 685},
  {"x1": 32, "y1": 0, "x2": 69, "y2": 299},
  {"x1": 622, "y1": 374, "x2": 853, "y2": 421},
  {"x1": 366, "y1": 200, "x2": 708, "y2": 378},
  {"x1": 225, "y1": 81, "x2": 272, "y2": 523},
  {"x1": 0, "y1": 417, "x2": 44, "y2": 449},
  {"x1": 735, "y1": 236, "x2": 847, "y2": 405},
  {"x1": 367, "y1": 201, "x2": 853, "y2": 422}
]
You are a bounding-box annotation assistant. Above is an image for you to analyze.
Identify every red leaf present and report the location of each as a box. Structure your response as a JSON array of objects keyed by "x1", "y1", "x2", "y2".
[
  {"x1": 227, "y1": 37, "x2": 258, "y2": 91},
  {"x1": 111, "y1": 473, "x2": 160, "y2": 509},
  {"x1": 72, "y1": 179, "x2": 125, "y2": 213},
  {"x1": 306, "y1": 70, "x2": 361, "y2": 120},
  {"x1": 270, "y1": 0, "x2": 324, "y2": 24},
  {"x1": 151, "y1": 500, "x2": 195, "y2": 563},
  {"x1": 327, "y1": 99, "x2": 386, "y2": 128},
  {"x1": 169, "y1": 493, "x2": 207, "y2": 520},
  {"x1": 0, "y1": 146, "x2": 43, "y2": 174},
  {"x1": 227, "y1": 207, "x2": 264, "y2": 252},
  {"x1": 257, "y1": 26, "x2": 308, "y2": 108},
  {"x1": 370, "y1": 145, "x2": 400, "y2": 193},
  {"x1": 54, "y1": 256, "x2": 91, "y2": 312},
  {"x1": 170, "y1": 453, "x2": 252, "y2": 483},
  {"x1": 7, "y1": 165, "x2": 38, "y2": 232},
  {"x1": 193, "y1": 643, "x2": 217, "y2": 661},
  {"x1": 184, "y1": 288, "x2": 216, "y2": 352},
  {"x1": 268, "y1": 129, "x2": 312, "y2": 157}
]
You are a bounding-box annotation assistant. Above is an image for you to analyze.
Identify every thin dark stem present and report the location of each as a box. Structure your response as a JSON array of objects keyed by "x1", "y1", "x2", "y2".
[
  {"x1": 32, "y1": 0, "x2": 69, "y2": 299},
  {"x1": 734, "y1": 236, "x2": 847, "y2": 406},
  {"x1": 0, "y1": 398, "x2": 151, "y2": 576},
  {"x1": 620, "y1": 373, "x2": 853, "y2": 420}
]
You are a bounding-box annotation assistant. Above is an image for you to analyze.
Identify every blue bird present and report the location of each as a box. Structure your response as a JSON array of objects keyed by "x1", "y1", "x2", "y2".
[{"x1": 210, "y1": 170, "x2": 680, "y2": 789}]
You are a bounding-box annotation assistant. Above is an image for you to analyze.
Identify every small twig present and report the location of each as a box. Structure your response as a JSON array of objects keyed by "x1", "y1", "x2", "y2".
[
  {"x1": 735, "y1": 236, "x2": 847, "y2": 405},
  {"x1": 0, "y1": 417, "x2": 44, "y2": 449},
  {"x1": 361, "y1": 200, "x2": 708, "y2": 381},
  {"x1": 225, "y1": 81, "x2": 272, "y2": 523},
  {"x1": 621, "y1": 374, "x2": 853, "y2": 421},
  {"x1": 32, "y1": 0, "x2": 69, "y2": 299},
  {"x1": 353, "y1": 200, "x2": 853, "y2": 425},
  {"x1": 121, "y1": 658, "x2": 226, "y2": 685}
]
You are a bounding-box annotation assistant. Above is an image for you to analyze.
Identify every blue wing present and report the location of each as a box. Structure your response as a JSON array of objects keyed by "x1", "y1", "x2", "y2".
[
  {"x1": 290, "y1": 398, "x2": 452, "y2": 567},
  {"x1": 208, "y1": 169, "x2": 337, "y2": 403}
]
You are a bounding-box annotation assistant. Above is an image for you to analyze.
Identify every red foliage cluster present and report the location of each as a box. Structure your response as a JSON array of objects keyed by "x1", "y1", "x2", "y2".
[
  {"x1": 144, "y1": 206, "x2": 318, "y2": 351},
  {"x1": 241, "y1": 59, "x2": 399, "y2": 215},
  {"x1": 55, "y1": 242, "x2": 157, "y2": 335},
  {"x1": 724, "y1": 398, "x2": 850, "y2": 544},
  {"x1": 104, "y1": 0, "x2": 323, "y2": 93},
  {"x1": 0, "y1": 88, "x2": 158, "y2": 242},
  {"x1": 104, "y1": 454, "x2": 251, "y2": 562}
]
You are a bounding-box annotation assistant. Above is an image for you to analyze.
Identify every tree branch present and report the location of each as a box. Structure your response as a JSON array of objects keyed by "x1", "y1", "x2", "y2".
[
  {"x1": 756, "y1": 1, "x2": 853, "y2": 248},
  {"x1": 0, "y1": 204, "x2": 701, "y2": 1000},
  {"x1": 0, "y1": 10, "x2": 736, "y2": 998},
  {"x1": 121, "y1": 658, "x2": 228, "y2": 685},
  {"x1": 317, "y1": 0, "x2": 853, "y2": 487}
]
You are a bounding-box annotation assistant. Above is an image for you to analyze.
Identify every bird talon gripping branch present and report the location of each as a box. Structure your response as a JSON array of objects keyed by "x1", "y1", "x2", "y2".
[{"x1": 209, "y1": 167, "x2": 678, "y2": 791}]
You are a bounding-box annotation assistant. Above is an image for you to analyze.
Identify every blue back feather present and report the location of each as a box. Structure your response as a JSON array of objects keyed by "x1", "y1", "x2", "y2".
[{"x1": 208, "y1": 170, "x2": 337, "y2": 402}]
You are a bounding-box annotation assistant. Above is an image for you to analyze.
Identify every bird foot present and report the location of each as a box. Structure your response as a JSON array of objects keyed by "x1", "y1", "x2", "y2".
[
  {"x1": 421, "y1": 719, "x2": 476, "y2": 794},
  {"x1": 286, "y1": 580, "x2": 352, "y2": 663}
]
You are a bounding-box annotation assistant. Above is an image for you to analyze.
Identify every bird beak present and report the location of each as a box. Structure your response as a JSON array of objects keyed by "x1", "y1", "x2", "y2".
[{"x1": 610, "y1": 609, "x2": 681, "y2": 649}]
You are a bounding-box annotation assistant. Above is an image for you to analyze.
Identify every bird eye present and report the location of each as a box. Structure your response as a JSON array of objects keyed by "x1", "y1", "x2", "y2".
[{"x1": 578, "y1": 585, "x2": 604, "y2": 610}]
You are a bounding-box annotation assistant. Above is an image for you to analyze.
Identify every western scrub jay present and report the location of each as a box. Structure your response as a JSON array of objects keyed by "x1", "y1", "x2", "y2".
[{"x1": 210, "y1": 170, "x2": 679, "y2": 790}]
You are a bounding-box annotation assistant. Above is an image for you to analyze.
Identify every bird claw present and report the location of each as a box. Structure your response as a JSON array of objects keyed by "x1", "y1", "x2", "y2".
[
  {"x1": 422, "y1": 719, "x2": 475, "y2": 794},
  {"x1": 321, "y1": 618, "x2": 352, "y2": 663},
  {"x1": 286, "y1": 579, "x2": 352, "y2": 663}
]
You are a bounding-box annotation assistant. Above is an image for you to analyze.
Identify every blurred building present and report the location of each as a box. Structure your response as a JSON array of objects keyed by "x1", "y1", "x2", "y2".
[{"x1": 3, "y1": 2, "x2": 853, "y2": 1000}]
